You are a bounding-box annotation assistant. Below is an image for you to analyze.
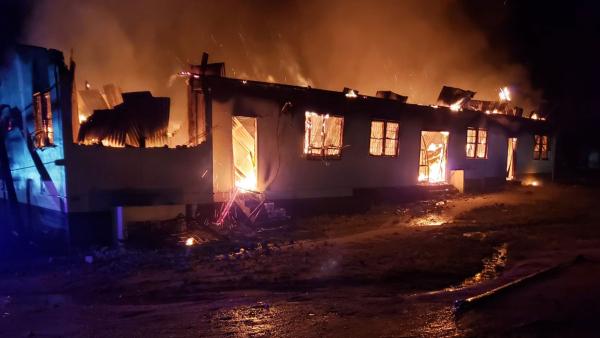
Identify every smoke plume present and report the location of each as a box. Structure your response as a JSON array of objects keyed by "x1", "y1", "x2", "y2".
[
  {"x1": 24, "y1": 0, "x2": 539, "y2": 138},
  {"x1": 0, "y1": 0, "x2": 33, "y2": 66}
]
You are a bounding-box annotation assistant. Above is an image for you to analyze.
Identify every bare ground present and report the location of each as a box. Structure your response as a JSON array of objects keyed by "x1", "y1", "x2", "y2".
[{"x1": 1, "y1": 184, "x2": 600, "y2": 337}]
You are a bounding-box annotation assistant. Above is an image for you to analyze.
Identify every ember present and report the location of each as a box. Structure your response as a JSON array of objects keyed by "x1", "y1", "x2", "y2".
[{"x1": 185, "y1": 237, "x2": 195, "y2": 246}]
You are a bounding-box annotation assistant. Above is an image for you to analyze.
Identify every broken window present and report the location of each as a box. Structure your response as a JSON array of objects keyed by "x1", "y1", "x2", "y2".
[
  {"x1": 304, "y1": 112, "x2": 343, "y2": 158},
  {"x1": 369, "y1": 121, "x2": 399, "y2": 156},
  {"x1": 232, "y1": 116, "x2": 258, "y2": 191},
  {"x1": 506, "y1": 138, "x2": 517, "y2": 180},
  {"x1": 419, "y1": 131, "x2": 449, "y2": 183},
  {"x1": 466, "y1": 127, "x2": 487, "y2": 159},
  {"x1": 533, "y1": 135, "x2": 550, "y2": 160},
  {"x1": 33, "y1": 91, "x2": 54, "y2": 148}
]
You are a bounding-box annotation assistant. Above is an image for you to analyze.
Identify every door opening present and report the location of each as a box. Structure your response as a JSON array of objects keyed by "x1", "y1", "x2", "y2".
[
  {"x1": 418, "y1": 131, "x2": 449, "y2": 184},
  {"x1": 232, "y1": 116, "x2": 258, "y2": 191},
  {"x1": 506, "y1": 138, "x2": 517, "y2": 180}
]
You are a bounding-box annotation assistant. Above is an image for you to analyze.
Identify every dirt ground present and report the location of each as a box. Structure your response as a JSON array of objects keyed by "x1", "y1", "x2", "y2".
[{"x1": 2, "y1": 184, "x2": 600, "y2": 337}]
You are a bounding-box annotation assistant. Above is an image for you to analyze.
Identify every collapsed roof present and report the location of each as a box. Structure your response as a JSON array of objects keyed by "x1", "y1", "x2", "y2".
[
  {"x1": 78, "y1": 91, "x2": 170, "y2": 148},
  {"x1": 436, "y1": 86, "x2": 476, "y2": 109}
]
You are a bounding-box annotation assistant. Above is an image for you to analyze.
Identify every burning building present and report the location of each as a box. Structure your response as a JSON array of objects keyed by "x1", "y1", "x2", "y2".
[{"x1": 0, "y1": 45, "x2": 554, "y2": 245}]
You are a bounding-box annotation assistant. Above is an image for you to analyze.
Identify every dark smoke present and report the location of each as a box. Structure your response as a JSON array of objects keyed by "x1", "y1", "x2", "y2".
[
  {"x1": 0, "y1": 0, "x2": 33, "y2": 66},
  {"x1": 24, "y1": 0, "x2": 540, "y2": 143}
]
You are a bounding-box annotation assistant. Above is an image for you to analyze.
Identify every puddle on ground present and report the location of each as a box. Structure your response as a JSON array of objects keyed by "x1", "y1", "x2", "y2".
[
  {"x1": 411, "y1": 242, "x2": 509, "y2": 299},
  {"x1": 211, "y1": 302, "x2": 278, "y2": 337},
  {"x1": 416, "y1": 305, "x2": 459, "y2": 337},
  {"x1": 454, "y1": 243, "x2": 508, "y2": 289}
]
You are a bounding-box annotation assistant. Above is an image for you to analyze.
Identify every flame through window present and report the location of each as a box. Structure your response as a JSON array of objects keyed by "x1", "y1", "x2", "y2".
[
  {"x1": 533, "y1": 134, "x2": 550, "y2": 160},
  {"x1": 304, "y1": 111, "x2": 343, "y2": 158},
  {"x1": 33, "y1": 91, "x2": 54, "y2": 148},
  {"x1": 419, "y1": 131, "x2": 449, "y2": 184},
  {"x1": 466, "y1": 127, "x2": 488, "y2": 159},
  {"x1": 369, "y1": 121, "x2": 399, "y2": 156}
]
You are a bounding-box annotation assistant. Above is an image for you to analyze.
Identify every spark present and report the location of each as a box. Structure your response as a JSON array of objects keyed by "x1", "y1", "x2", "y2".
[
  {"x1": 177, "y1": 71, "x2": 200, "y2": 79},
  {"x1": 215, "y1": 188, "x2": 240, "y2": 226}
]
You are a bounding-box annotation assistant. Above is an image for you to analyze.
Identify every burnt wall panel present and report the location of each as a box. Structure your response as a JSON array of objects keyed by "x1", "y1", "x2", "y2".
[{"x1": 64, "y1": 145, "x2": 213, "y2": 213}]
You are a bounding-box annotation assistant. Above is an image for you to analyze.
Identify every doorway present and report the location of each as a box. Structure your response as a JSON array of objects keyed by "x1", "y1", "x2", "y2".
[
  {"x1": 506, "y1": 138, "x2": 517, "y2": 180},
  {"x1": 419, "y1": 131, "x2": 449, "y2": 184},
  {"x1": 232, "y1": 116, "x2": 258, "y2": 191}
]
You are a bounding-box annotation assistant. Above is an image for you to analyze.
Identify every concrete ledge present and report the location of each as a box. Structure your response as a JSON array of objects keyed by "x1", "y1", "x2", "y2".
[{"x1": 464, "y1": 177, "x2": 507, "y2": 193}]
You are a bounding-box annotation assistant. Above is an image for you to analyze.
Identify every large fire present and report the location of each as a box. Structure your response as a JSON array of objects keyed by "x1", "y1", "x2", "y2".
[
  {"x1": 344, "y1": 89, "x2": 358, "y2": 98},
  {"x1": 419, "y1": 131, "x2": 449, "y2": 184},
  {"x1": 235, "y1": 170, "x2": 258, "y2": 191},
  {"x1": 499, "y1": 86, "x2": 511, "y2": 101},
  {"x1": 424, "y1": 143, "x2": 446, "y2": 183},
  {"x1": 449, "y1": 98, "x2": 464, "y2": 112}
]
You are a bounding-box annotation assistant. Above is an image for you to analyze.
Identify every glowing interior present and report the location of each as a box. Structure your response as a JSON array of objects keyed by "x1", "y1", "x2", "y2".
[
  {"x1": 232, "y1": 116, "x2": 258, "y2": 191},
  {"x1": 418, "y1": 131, "x2": 449, "y2": 184},
  {"x1": 506, "y1": 138, "x2": 517, "y2": 180}
]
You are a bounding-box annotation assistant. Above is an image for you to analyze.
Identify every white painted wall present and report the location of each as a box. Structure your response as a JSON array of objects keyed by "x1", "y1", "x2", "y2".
[{"x1": 208, "y1": 94, "x2": 540, "y2": 200}]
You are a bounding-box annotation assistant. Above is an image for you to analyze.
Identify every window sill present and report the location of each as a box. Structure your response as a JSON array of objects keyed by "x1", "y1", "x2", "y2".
[
  {"x1": 36, "y1": 143, "x2": 57, "y2": 151},
  {"x1": 369, "y1": 154, "x2": 399, "y2": 158},
  {"x1": 304, "y1": 155, "x2": 342, "y2": 161}
]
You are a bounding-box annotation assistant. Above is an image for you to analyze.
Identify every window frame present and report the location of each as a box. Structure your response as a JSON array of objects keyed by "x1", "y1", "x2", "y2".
[
  {"x1": 369, "y1": 120, "x2": 400, "y2": 157},
  {"x1": 32, "y1": 90, "x2": 55, "y2": 149},
  {"x1": 533, "y1": 134, "x2": 550, "y2": 160},
  {"x1": 303, "y1": 112, "x2": 344, "y2": 160},
  {"x1": 466, "y1": 127, "x2": 488, "y2": 159}
]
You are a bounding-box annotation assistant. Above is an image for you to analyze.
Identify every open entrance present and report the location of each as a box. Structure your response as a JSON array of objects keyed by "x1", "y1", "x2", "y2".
[
  {"x1": 232, "y1": 116, "x2": 257, "y2": 191},
  {"x1": 418, "y1": 131, "x2": 449, "y2": 184},
  {"x1": 506, "y1": 138, "x2": 517, "y2": 180}
]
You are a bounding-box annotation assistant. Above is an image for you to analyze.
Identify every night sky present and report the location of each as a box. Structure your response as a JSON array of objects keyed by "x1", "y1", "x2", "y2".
[
  {"x1": 463, "y1": 0, "x2": 600, "y2": 169},
  {"x1": 0, "y1": 0, "x2": 32, "y2": 67},
  {"x1": 469, "y1": 1, "x2": 599, "y2": 105}
]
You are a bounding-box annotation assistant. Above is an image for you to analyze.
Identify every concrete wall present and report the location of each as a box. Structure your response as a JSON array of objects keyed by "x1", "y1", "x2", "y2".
[
  {"x1": 0, "y1": 46, "x2": 69, "y2": 231},
  {"x1": 64, "y1": 144, "x2": 213, "y2": 213}
]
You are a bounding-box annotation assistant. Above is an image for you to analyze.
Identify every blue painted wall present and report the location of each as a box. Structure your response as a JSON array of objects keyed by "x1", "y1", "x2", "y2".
[{"x1": 0, "y1": 45, "x2": 69, "y2": 231}]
